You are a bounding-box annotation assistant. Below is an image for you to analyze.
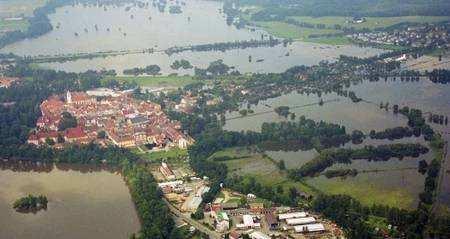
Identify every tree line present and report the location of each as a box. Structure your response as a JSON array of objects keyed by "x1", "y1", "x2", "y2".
[{"x1": 290, "y1": 143, "x2": 429, "y2": 178}]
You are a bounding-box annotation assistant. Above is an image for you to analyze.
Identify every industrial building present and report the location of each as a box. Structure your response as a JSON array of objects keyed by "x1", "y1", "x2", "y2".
[{"x1": 294, "y1": 223, "x2": 326, "y2": 233}]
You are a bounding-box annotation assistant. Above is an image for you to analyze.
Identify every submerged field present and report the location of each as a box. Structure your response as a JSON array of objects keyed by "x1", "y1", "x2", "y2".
[
  {"x1": 103, "y1": 75, "x2": 198, "y2": 88},
  {"x1": 210, "y1": 139, "x2": 433, "y2": 210}
]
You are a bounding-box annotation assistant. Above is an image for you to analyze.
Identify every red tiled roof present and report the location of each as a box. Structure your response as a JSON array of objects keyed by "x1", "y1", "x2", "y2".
[{"x1": 65, "y1": 127, "x2": 86, "y2": 139}]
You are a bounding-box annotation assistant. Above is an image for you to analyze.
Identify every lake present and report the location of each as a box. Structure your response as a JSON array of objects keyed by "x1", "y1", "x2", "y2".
[
  {"x1": 0, "y1": 0, "x2": 385, "y2": 74},
  {"x1": 0, "y1": 162, "x2": 140, "y2": 239}
]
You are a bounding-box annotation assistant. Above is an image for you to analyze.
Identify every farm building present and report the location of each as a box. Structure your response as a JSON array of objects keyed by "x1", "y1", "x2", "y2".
[
  {"x1": 278, "y1": 212, "x2": 307, "y2": 220},
  {"x1": 294, "y1": 223, "x2": 326, "y2": 233},
  {"x1": 286, "y1": 217, "x2": 316, "y2": 225}
]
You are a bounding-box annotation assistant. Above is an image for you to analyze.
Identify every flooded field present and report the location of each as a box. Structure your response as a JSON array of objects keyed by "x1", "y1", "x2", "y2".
[
  {"x1": 38, "y1": 41, "x2": 384, "y2": 74},
  {"x1": 0, "y1": 0, "x2": 384, "y2": 74},
  {"x1": 224, "y1": 91, "x2": 407, "y2": 133},
  {"x1": 0, "y1": 162, "x2": 140, "y2": 239}
]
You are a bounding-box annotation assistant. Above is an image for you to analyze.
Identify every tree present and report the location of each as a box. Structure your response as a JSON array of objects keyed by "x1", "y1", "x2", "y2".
[
  {"x1": 278, "y1": 160, "x2": 286, "y2": 170},
  {"x1": 97, "y1": 130, "x2": 106, "y2": 139},
  {"x1": 418, "y1": 160, "x2": 428, "y2": 174},
  {"x1": 57, "y1": 133, "x2": 65, "y2": 143},
  {"x1": 207, "y1": 60, "x2": 230, "y2": 76},
  {"x1": 45, "y1": 137, "x2": 55, "y2": 146},
  {"x1": 58, "y1": 112, "x2": 77, "y2": 131}
]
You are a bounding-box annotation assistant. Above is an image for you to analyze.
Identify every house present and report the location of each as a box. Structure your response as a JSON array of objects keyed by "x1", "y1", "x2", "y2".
[
  {"x1": 160, "y1": 162, "x2": 176, "y2": 180},
  {"x1": 248, "y1": 231, "x2": 270, "y2": 239},
  {"x1": 221, "y1": 202, "x2": 239, "y2": 210},
  {"x1": 265, "y1": 213, "x2": 278, "y2": 230},
  {"x1": 229, "y1": 231, "x2": 241, "y2": 239},
  {"x1": 249, "y1": 202, "x2": 264, "y2": 212},
  {"x1": 27, "y1": 130, "x2": 59, "y2": 145},
  {"x1": 212, "y1": 211, "x2": 230, "y2": 232},
  {"x1": 0, "y1": 77, "x2": 20, "y2": 88},
  {"x1": 236, "y1": 215, "x2": 260, "y2": 229},
  {"x1": 66, "y1": 91, "x2": 95, "y2": 105},
  {"x1": 64, "y1": 127, "x2": 88, "y2": 143}
]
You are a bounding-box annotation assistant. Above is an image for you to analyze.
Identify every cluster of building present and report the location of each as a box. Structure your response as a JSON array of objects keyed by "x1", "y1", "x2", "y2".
[
  {"x1": 209, "y1": 204, "x2": 333, "y2": 238},
  {"x1": 349, "y1": 24, "x2": 450, "y2": 48},
  {"x1": 0, "y1": 76, "x2": 20, "y2": 88},
  {"x1": 27, "y1": 88, "x2": 193, "y2": 149},
  {"x1": 157, "y1": 175, "x2": 210, "y2": 213},
  {"x1": 202, "y1": 191, "x2": 343, "y2": 238}
]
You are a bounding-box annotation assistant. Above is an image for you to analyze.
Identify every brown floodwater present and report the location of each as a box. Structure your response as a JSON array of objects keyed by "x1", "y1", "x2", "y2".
[{"x1": 0, "y1": 162, "x2": 140, "y2": 239}]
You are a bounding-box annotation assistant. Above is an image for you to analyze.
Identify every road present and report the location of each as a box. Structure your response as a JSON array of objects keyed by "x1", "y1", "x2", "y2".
[
  {"x1": 432, "y1": 134, "x2": 450, "y2": 215},
  {"x1": 162, "y1": 198, "x2": 222, "y2": 239}
]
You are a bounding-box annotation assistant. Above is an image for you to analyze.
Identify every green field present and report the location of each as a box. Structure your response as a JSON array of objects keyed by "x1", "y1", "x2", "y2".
[
  {"x1": 104, "y1": 75, "x2": 198, "y2": 88},
  {"x1": 255, "y1": 21, "x2": 340, "y2": 41},
  {"x1": 290, "y1": 16, "x2": 450, "y2": 30},
  {"x1": 248, "y1": 15, "x2": 450, "y2": 46},
  {"x1": 306, "y1": 175, "x2": 415, "y2": 210},
  {"x1": 134, "y1": 147, "x2": 188, "y2": 162},
  {"x1": 213, "y1": 147, "x2": 425, "y2": 209},
  {"x1": 212, "y1": 147, "x2": 317, "y2": 196}
]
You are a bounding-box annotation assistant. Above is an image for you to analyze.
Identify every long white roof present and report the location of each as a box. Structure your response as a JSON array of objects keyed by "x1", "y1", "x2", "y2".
[
  {"x1": 294, "y1": 223, "x2": 325, "y2": 233},
  {"x1": 286, "y1": 217, "x2": 316, "y2": 225},
  {"x1": 278, "y1": 212, "x2": 307, "y2": 220}
]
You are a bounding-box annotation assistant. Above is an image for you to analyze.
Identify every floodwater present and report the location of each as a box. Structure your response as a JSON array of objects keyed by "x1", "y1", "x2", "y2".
[
  {"x1": 349, "y1": 78, "x2": 450, "y2": 118},
  {"x1": 38, "y1": 41, "x2": 385, "y2": 74},
  {"x1": 0, "y1": 0, "x2": 385, "y2": 74},
  {"x1": 307, "y1": 142, "x2": 433, "y2": 209},
  {"x1": 224, "y1": 91, "x2": 408, "y2": 133},
  {"x1": 1, "y1": 0, "x2": 261, "y2": 55},
  {"x1": 0, "y1": 162, "x2": 140, "y2": 239},
  {"x1": 222, "y1": 87, "x2": 438, "y2": 209}
]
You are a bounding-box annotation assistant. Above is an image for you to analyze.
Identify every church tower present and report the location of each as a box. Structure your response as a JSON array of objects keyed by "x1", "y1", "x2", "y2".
[{"x1": 66, "y1": 90, "x2": 72, "y2": 104}]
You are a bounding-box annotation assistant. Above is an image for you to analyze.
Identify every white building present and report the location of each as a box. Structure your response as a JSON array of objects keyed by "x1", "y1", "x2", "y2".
[
  {"x1": 249, "y1": 231, "x2": 270, "y2": 239},
  {"x1": 158, "y1": 180, "x2": 183, "y2": 189},
  {"x1": 278, "y1": 212, "x2": 307, "y2": 220},
  {"x1": 237, "y1": 215, "x2": 261, "y2": 229},
  {"x1": 294, "y1": 223, "x2": 325, "y2": 233},
  {"x1": 286, "y1": 217, "x2": 316, "y2": 226},
  {"x1": 213, "y1": 211, "x2": 230, "y2": 232}
]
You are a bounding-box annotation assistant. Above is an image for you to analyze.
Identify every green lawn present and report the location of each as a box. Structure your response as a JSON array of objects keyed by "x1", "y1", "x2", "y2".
[
  {"x1": 305, "y1": 175, "x2": 415, "y2": 210},
  {"x1": 104, "y1": 75, "x2": 198, "y2": 88},
  {"x1": 255, "y1": 21, "x2": 340, "y2": 41},
  {"x1": 136, "y1": 148, "x2": 188, "y2": 162},
  {"x1": 290, "y1": 16, "x2": 450, "y2": 30}
]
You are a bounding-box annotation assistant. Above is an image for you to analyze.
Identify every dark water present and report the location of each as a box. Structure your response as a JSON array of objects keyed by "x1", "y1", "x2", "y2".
[{"x1": 0, "y1": 162, "x2": 140, "y2": 239}]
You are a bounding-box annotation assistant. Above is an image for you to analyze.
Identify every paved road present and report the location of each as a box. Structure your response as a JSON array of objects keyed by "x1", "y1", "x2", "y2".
[{"x1": 162, "y1": 198, "x2": 222, "y2": 239}]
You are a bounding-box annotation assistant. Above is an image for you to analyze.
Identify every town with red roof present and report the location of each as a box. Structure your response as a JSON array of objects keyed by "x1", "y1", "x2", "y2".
[{"x1": 28, "y1": 89, "x2": 193, "y2": 149}]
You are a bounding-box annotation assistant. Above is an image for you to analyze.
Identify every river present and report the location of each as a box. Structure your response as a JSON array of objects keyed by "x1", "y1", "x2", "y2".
[
  {"x1": 0, "y1": 162, "x2": 140, "y2": 239},
  {"x1": 0, "y1": 0, "x2": 385, "y2": 74}
]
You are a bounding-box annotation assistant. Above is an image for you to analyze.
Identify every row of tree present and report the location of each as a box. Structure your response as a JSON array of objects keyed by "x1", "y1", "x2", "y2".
[{"x1": 291, "y1": 143, "x2": 429, "y2": 178}]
